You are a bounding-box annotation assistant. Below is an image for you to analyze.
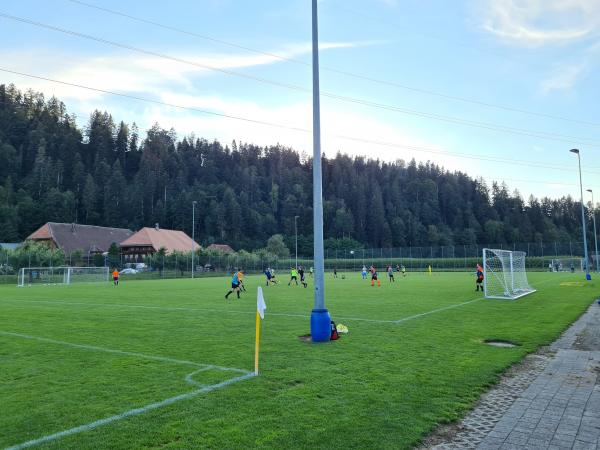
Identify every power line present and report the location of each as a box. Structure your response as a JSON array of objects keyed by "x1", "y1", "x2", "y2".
[
  {"x1": 3, "y1": 67, "x2": 600, "y2": 178},
  {"x1": 2, "y1": 12, "x2": 599, "y2": 147},
  {"x1": 65, "y1": 0, "x2": 600, "y2": 128},
  {"x1": 332, "y1": 135, "x2": 600, "y2": 175},
  {"x1": 0, "y1": 68, "x2": 309, "y2": 133}
]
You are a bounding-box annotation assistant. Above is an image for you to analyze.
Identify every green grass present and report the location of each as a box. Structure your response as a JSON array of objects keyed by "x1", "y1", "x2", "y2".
[{"x1": 0, "y1": 271, "x2": 596, "y2": 449}]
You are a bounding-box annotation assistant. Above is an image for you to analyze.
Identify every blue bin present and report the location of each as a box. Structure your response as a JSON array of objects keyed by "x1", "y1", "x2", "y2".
[{"x1": 310, "y1": 309, "x2": 331, "y2": 342}]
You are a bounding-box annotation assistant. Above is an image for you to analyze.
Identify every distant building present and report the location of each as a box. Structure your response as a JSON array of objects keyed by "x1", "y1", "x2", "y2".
[
  {"x1": 120, "y1": 225, "x2": 200, "y2": 260},
  {"x1": 26, "y1": 223, "x2": 133, "y2": 255},
  {"x1": 0, "y1": 243, "x2": 21, "y2": 251},
  {"x1": 206, "y1": 244, "x2": 234, "y2": 254}
]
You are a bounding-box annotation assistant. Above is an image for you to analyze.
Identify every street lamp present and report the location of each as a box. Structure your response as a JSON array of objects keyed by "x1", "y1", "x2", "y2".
[
  {"x1": 586, "y1": 189, "x2": 599, "y2": 273},
  {"x1": 294, "y1": 215, "x2": 299, "y2": 269},
  {"x1": 192, "y1": 200, "x2": 197, "y2": 279},
  {"x1": 310, "y1": 0, "x2": 331, "y2": 342},
  {"x1": 570, "y1": 149, "x2": 591, "y2": 280}
]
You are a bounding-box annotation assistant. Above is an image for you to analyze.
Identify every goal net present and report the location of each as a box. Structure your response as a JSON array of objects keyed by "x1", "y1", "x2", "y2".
[
  {"x1": 18, "y1": 267, "x2": 109, "y2": 287},
  {"x1": 550, "y1": 258, "x2": 584, "y2": 272},
  {"x1": 483, "y1": 249, "x2": 536, "y2": 300}
]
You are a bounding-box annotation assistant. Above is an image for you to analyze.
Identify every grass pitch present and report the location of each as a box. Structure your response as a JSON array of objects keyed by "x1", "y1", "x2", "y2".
[{"x1": 0, "y1": 271, "x2": 596, "y2": 449}]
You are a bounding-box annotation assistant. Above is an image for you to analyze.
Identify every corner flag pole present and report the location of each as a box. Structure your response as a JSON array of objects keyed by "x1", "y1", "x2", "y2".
[
  {"x1": 254, "y1": 310, "x2": 261, "y2": 375},
  {"x1": 255, "y1": 287, "x2": 266, "y2": 375}
]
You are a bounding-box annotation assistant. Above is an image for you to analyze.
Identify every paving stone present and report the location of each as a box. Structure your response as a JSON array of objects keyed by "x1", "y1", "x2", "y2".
[
  {"x1": 572, "y1": 440, "x2": 597, "y2": 450},
  {"x1": 549, "y1": 438, "x2": 576, "y2": 449},
  {"x1": 427, "y1": 304, "x2": 600, "y2": 450}
]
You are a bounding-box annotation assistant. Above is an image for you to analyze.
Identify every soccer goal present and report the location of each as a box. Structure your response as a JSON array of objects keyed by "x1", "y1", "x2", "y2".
[
  {"x1": 18, "y1": 267, "x2": 109, "y2": 287},
  {"x1": 550, "y1": 258, "x2": 584, "y2": 272},
  {"x1": 483, "y1": 249, "x2": 536, "y2": 300}
]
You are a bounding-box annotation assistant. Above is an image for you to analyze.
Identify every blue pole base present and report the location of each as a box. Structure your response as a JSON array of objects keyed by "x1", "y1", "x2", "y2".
[
  {"x1": 586, "y1": 273, "x2": 592, "y2": 281},
  {"x1": 310, "y1": 308, "x2": 331, "y2": 342}
]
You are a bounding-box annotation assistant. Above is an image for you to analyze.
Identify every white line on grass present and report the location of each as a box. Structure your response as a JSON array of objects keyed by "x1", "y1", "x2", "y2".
[
  {"x1": 2, "y1": 331, "x2": 254, "y2": 450},
  {"x1": 0, "y1": 276, "x2": 558, "y2": 327},
  {"x1": 393, "y1": 297, "x2": 484, "y2": 323},
  {"x1": 390, "y1": 276, "x2": 560, "y2": 324},
  {"x1": 0, "y1": 331, "x2": 246, "y2": 373},
  {"x1": 5, "y1": 372, "x2": 255, "y2": 450}
]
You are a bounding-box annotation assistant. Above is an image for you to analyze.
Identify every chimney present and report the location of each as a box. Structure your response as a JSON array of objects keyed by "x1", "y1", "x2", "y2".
[{"x1": 155, "y1": 223, "x2": 160, "y2": 231}]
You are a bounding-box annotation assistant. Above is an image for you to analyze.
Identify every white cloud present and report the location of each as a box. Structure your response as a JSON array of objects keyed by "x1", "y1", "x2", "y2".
[
  {"x1": 475, "y1": 0, "x2": 600, "y2": 46},
  {"x1": 0, "y1": 39, "x2": 365, "y2": 100},
  {"x1": 0, "y1": 42, "x2": 466, "y2": 174},
  {"x1": 131, "y1": 91, "x2": 464, "y2": 172},
  {"x1": 541, "y1": 64, "x2": 587, "y2": 93}
]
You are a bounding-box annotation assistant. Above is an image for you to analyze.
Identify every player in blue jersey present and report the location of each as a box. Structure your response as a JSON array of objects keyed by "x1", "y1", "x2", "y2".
[{"x1": 225, "y1": 271, "x2": 241, "y2": 299}]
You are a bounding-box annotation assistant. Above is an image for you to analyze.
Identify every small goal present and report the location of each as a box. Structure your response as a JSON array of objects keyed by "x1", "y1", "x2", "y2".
[
  {"x1": 483, "y1": 249, "x2": 536, "y2": 300},
  {"x1": 17, "y1": 267, "x2": 109, "y2": 287},
  {"x1": 550, "y1": 258, "x2": 584, "y2": 272}
]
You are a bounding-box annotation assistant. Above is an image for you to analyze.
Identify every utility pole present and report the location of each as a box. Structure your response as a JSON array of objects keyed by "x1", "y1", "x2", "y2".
[
  {"x1": 570, "y1": 149, "x2": 591, "y2": 280},
  {"x1": 192, "y1": 200, "x2": 197, "y2": 279},
  {"x1": 586, "y1": 189, "x2": 599, "y2": 272},
  {"x1": 310, "y1": 0, "x2": 331, "y2": 341}
]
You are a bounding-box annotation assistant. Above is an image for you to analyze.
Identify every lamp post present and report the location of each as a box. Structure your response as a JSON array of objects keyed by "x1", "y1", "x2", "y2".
[
  {"x1": 294, "y1": 215, "x2": 299, "y2": 269},
  {"x1": 570, "y1": 149, "x2": 591, "y2": 280},
  {"x1": 192, "y1": 200, "x2": 197, "y2": 279},
  {"x1": 310, "y1": 0, "x2": 331, "y2": 342},
  {"x1": 586, "y1": 189, "x2": 599, "y2": 273}
]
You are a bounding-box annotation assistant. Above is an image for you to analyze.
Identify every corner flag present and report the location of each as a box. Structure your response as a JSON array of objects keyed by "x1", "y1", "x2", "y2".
[
  {"x1": 255, "y1": 287, "x2": 267, "y2": 375},
  {"x1": 257, "y1": 287, "x2": 266, "y2": 319}
]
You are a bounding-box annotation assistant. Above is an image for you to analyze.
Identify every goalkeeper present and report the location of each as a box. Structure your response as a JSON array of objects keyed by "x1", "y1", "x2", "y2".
[{"x1": 475, "y1": 264, "x2": 484, "y2": 292}]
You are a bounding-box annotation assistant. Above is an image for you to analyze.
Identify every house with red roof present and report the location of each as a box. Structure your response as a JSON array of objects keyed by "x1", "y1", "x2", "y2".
[{"x1": 119, "y1": 224, "x2": 200, "y2": 260}]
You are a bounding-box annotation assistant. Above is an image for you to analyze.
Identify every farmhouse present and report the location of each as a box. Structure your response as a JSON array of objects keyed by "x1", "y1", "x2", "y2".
[
  {"x1": 119, "y1": 225, "x2": 200, "y2": 260},
  {"x1": 26, "y1": 222, "x2": 133, "y2": 255}
]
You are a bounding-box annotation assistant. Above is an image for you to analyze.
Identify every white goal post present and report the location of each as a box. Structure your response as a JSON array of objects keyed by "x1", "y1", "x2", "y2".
[
  {"x1": 483, "y1": 249, "x2": 536, "y2": 300},
  {"x1": 17, "y1": 267, "x2": 109, "y2": 287},
  {"x1": 550, "y1": 258, "x2": 584, "y2": 272}
]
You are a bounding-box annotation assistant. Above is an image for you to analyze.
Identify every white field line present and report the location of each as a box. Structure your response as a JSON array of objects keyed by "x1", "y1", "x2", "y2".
[
  {"x1": 0, "y1": 298, "x2": 396, "y2": 323},
  {"x1": 0, "y1": 276, "x2": 558, "y2": 327},
  {"x1": 392, "y1": 276, "x2": 560, "y2": 324},
  {"x1": 5, "y1": 372, "x2": 255, "y2": 450},
  {"x1": 2, "y1": 331, "x2": 254, "y2": 450},
  {"x1": 0, "y1": 331, "x2": 246, "y2": 373},
  {"x1": 393, "y1": 297, "x2": 484, "y2": 324}
]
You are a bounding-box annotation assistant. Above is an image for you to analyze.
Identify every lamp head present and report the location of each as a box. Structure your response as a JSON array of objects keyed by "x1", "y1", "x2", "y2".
[
  {"x1": 570, "y1": 148, "x2": 580, "y2": 154},
  {"x1": 587, "y1": 189, "x2": 593, "y2": 193}
]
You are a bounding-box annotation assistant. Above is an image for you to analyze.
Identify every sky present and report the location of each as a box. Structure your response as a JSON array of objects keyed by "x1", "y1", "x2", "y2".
[{"x1": 1, "y1": 0, "x2": 599, "y2": 200}]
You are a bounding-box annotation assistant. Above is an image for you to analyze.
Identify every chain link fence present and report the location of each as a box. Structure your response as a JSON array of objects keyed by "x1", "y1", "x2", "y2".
[{"x1": 1, "y1": 240, "x2": 595, "y2": 285}]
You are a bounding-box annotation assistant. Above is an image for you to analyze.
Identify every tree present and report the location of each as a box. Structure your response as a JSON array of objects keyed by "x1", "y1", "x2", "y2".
[
  {"x1": 0, "y1": 82, "x2": 591, "y2": 250},
  {"x1": 266, "y1": 234, "x2": 290, "y2": 258},
  {"x1": 82, "y1": 175, "x2": 97, "y2": 223},
  {"x1": 107, "y1": 242, "x2": 121, "y2": 268}
]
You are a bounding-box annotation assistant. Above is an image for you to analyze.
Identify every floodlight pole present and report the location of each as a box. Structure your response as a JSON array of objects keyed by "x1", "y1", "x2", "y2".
[
  {"x1": 192, "y1": 200, "x2": 197, "y2": 279},
  {"x1": 310, "y1": 0, "x2": 331, "y2": 342},
  {"x1": 295, "y1": 215, "x2": 299, "y2": 269},
  {"x1": 570, "y1": 149, "x2": 591, "y2": 280},
  {"x1": 586, "y1": 189, "x2": 599, "y2": 273}
]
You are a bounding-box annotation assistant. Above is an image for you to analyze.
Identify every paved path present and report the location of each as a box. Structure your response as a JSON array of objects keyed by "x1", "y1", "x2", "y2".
[{"x1": 430, "y1": 303, "x2": 600, "y2": 450}]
